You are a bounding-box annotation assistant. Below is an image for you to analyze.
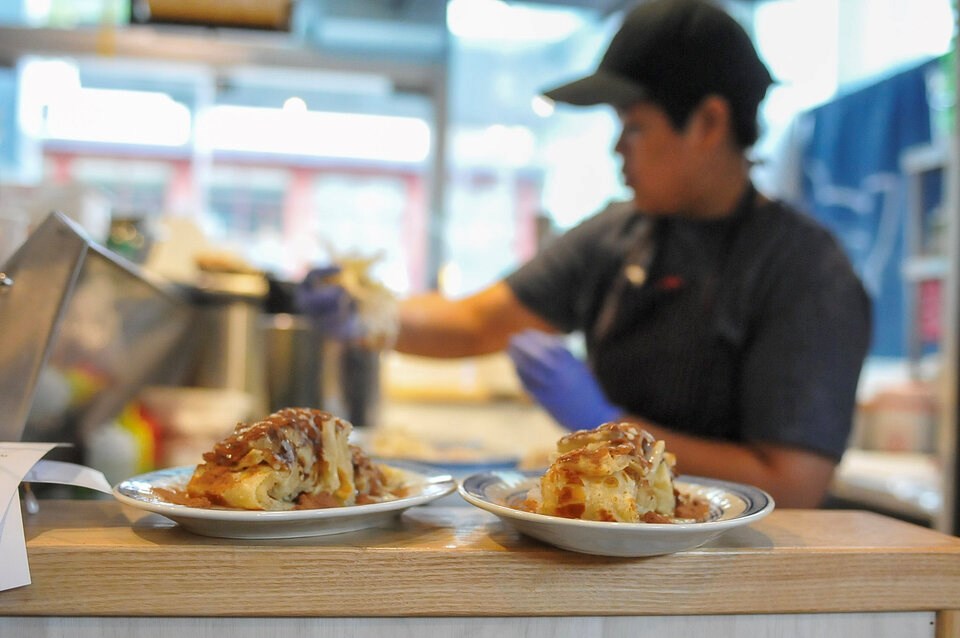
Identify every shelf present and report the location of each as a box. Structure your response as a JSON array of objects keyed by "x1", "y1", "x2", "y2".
[
  {"x1": 902, "y1": 255, "x2": 950, "y2": 281},
  {"x1": 0, "y1": 25, "x2": 442, "y2": 94},
  {"x1": 900, "y1": 140, "x2": 951, "y2": 175}
]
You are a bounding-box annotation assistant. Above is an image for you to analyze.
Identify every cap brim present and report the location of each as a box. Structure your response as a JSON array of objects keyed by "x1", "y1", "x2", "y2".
[{"x1": 542, "y1": 69, "x2": 649, "y2": 107}]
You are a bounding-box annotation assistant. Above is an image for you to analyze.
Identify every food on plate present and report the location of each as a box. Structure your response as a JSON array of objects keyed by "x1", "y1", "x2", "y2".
[
  {"x1": 162, "y1": 407, "x2": 406, "y2": 510},
  {"x1": 326, "y1": 250, "x2": 399, "y2": 348},
  {"x1": 522, "y1": 422, "x2": 709, "y2": 523}
]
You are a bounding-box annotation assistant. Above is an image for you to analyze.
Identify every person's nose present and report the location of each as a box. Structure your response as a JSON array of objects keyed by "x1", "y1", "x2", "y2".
[{"x1": 614, "y1": 130, "x2": 627, "y2": 156}]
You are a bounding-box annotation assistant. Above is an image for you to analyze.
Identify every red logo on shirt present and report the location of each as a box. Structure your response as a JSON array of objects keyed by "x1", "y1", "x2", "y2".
[{"x1": 655, "y1": 275, "x2": 684, "y2": 291}]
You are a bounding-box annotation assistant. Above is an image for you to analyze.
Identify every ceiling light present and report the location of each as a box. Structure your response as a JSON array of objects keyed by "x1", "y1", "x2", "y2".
[{"x1": 447, "y1": 0, "x2": 584, "y2": 44}]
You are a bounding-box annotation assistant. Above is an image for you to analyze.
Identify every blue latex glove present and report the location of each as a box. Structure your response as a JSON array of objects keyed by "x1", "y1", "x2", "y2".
[
  {"x1": 507, "y1": 330, "x2": 621, "y2": 431},
  {"x1": 295, "y1": 266, "x2": 360, "y2": 340}
]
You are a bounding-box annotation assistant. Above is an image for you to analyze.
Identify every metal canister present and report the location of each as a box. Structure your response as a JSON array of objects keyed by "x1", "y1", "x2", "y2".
[
  {"x1": 186, "y1": 271, "x2": 270, "y2": 417},
  {"x1": 260, "y1": 312, "x2": 381, "y2": 427}
]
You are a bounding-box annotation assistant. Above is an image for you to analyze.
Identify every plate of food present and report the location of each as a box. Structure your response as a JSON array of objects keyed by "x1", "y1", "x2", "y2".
[
  {"x1": 458, "y1": 422, "x2": 774, "y2": 556},
  {"x1": 113, "y1": 408, "x2": 456, "y2": 539}
]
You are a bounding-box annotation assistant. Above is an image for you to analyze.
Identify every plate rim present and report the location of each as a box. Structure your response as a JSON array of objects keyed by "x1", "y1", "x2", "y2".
[
  {"x1": 457, "y1": 470, "x2": 775, "y2": 532},
  {"x1": 112, "y1": 460, "x2": 457, "y2": 522}
]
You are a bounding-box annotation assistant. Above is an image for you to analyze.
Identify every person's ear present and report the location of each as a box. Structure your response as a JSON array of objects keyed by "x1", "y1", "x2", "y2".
[{"x1": 687, "y1": 95, "x2": 732, "y2": 149}]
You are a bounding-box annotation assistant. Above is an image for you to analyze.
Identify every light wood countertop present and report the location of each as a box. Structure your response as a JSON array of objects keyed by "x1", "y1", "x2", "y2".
[{"x1": 3, "y1": 499, "x2": 959, "y2": 618}]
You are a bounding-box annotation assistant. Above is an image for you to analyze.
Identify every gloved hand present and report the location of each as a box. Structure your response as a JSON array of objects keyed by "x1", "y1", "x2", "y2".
[
  {"x1": 295, "y1": 266, "x2": 360, "y2": 340},
  {"x1": 507, "y1": 330, "x2": 621, "y2": 431}
]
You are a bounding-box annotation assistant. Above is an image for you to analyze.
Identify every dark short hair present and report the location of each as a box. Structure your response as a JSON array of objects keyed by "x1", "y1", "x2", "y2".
[
  {"x1": 543, "y1": 0, "x2": 773, "y2": 148},
  {"x1": 646, "y1": 84, "x2": 764, "y2": 149}
]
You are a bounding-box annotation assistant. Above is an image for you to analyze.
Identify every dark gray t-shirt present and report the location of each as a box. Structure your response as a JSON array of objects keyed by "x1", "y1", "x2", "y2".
[{"x1": 505, "y1": 188, "x2": 871, "y2": 460}]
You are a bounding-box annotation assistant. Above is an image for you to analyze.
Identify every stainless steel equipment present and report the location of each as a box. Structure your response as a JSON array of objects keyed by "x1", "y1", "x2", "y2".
[
  {"x1": 261, "y1": 312, "x2": 381, "y2": 427},
  {"x1": 261, "y1": 312, "x2": 320, "y2": 411},
  {"x1": 0, "y1": 212, "x2": 194, "y2": 454},
  {"x1": 320, "y1": 339, "x2": 381, "y2": 429},
  {"x1": 184, "y1": 271, "x2": 270, "y2": 417},
  {"x1": 0, "y1": 210, "x2": 383, "y2": 462}
]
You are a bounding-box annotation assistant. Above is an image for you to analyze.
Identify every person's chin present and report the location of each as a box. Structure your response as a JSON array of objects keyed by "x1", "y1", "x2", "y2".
[
  {"x1": 624, "y1": 182, "x2": 640, "y2": 206},
  {"x1": 632, "y1": 196, "x2": 671, "y2": 216},
  {"x1": 630, "y1": 192, "x2": 648, "y2": 211},
  {"x1": 628, "y1": 185, "x2": 661, "y2": 214}
]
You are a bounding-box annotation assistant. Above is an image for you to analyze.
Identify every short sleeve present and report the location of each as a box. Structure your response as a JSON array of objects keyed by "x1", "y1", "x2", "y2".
[{"x1": 505, "y1": 202, "x2": 638, "y2": 333}]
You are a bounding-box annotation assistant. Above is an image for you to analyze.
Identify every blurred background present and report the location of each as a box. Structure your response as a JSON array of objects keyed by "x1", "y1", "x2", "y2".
[
  {"x1": 0, "y1": 0, "x2": 956, "y2": 531},
  {"x1": 0, "y1": 0, "x2": 950, "y2": 296}
]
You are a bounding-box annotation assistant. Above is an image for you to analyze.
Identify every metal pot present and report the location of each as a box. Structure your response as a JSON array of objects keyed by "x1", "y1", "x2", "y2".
[
  {"x1": 261, "y1": 312, "x2": 381, "y2": 428},
  {"x1": 185, "y1": 272, "x2": 270, "y2": 417}
]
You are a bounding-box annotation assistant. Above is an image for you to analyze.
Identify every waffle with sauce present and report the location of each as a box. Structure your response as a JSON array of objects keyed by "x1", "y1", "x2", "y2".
[
  {"x1": 185, "y1": 407, "x2": 395, "y2": 511},
  {"x1": 524, "y1": 422, "x2": 705, "y2": 523}
]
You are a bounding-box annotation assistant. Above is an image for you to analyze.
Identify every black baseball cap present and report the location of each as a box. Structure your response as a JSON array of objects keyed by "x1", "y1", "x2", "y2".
[{"x1": 543, "y1": 0, "x2": 773, "y2": 114}]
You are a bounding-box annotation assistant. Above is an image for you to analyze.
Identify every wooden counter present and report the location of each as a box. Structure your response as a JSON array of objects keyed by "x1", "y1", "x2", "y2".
[{"x1": 2, "y1": 499, "x2": 960, "y2": 637}]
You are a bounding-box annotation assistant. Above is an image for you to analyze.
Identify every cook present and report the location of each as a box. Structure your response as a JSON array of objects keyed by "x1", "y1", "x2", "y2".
[{"x1": 298, "y1": 0, "x2": 872, "y2": 509}]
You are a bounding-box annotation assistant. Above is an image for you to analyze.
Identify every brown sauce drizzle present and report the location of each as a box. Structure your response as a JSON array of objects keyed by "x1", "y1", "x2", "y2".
[
  {"x1": 157, "y1": 408, "x2": 406, "y2": 511},
  {"x1": 515, "y1": 487, "x2": 711, "y2": 524},
  {"x1": 153, "y1": 487, "x2": 212, "y2": 508},
  {"x1": 204, "y1": 407, "x2": 337, "y2": 469},
  {"x1": 153, "y1": 475, "x2": 406, "y2": 511},
  {"x1": 294, "y1": 492, "x2": 342, "y2": 509},
  {"x1": 674, "y1": 489, "x2": 711, "y2": 521}
]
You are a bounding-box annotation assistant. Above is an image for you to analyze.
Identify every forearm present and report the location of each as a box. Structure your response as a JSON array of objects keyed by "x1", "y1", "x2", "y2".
[
  {"x1": 394, "y1": 282, "x2": 557, "y2": 358},
  {"x1": 622, "y1": 416, "x2": 837, "y2": 509},
  {"x1": 395, "y1": 292, "x2": 504, "y2": 357}
]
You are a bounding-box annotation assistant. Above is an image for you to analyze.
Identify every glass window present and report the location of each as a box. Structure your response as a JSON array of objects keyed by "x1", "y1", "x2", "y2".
[
  {"x1": 59, "y1": 157, "x2": 172, "y2": 218},
  {"x1": 443, "y1": 3, "x2": 624, "y2": 294},
  {"x1": 205, "y1": 165, "x2": 289, "y2": 270},
  {"x1": 1, "y1": 0, "x2": 953, "y2": 295},
  {"x1": 309, "y1": 172, "x2": 413, "y2": 293}
]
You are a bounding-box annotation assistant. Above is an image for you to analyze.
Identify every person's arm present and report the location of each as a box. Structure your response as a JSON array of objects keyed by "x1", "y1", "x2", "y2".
[
  {"x1": 395, "y1": 281, "x2": 556, "y2": 358},
  {"x1": 622, "y1": 417, "x2": 836, "y2": 509},
  {"x1": 503, "y1": 328, "x2": 838, "y2": 507},
  {"x1": 396, "y1": 203, "x2": 625, "y2": 358}
]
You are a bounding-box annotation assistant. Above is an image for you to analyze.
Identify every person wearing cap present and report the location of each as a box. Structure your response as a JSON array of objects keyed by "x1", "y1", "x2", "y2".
[{"x1": 299, "y1": 0, "x2": 871, "y2": 508}]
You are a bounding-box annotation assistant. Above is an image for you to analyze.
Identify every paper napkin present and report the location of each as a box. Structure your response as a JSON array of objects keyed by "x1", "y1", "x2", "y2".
[{"x1": 0, "y1": 443, "x2": 112, "y2": 592}]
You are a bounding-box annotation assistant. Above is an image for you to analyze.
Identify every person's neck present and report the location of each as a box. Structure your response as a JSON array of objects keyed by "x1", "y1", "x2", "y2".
[{"x1": 685, "y1": 156, "x2": 752, "y2": 220}]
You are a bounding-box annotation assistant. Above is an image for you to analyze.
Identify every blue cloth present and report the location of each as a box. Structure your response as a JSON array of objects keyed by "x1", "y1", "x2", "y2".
[{"x1": 798, "y1": 59, "x2": 938, "y2": 357}]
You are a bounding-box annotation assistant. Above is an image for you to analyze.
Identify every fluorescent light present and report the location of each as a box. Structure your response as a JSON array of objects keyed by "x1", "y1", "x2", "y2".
[
  {"x1": 18, "y1": 58, "x2": 81, "y2": 137},
  {"x1": 447, "y1": 0, "x2": 584, "y2": 44},
  {"x1": 200, "y1": 106, "x2": 431, "y2": 163},
  {"x1": 43, "y1": 88, "x2": 192, "y2": 147},
  {"x1": 452, "y1": 124, "x2": 535, "y2": 167}
]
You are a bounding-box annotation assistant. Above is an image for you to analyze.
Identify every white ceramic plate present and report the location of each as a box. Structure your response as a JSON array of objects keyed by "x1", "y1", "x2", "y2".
[
  {"x1": 113, "y1": 461, "x2": 457, "y2": 540},
  {"x1": 458, "y1": 470, "x2": 774, "y2": 557}
]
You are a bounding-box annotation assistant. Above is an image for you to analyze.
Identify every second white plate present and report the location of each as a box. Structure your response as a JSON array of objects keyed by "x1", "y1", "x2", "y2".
[{"x1": 458, "y1": 470, "x2": 774, "y2": 557}]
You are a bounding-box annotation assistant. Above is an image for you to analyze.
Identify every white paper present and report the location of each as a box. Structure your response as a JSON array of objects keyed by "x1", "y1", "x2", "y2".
[
  {"x1": 0, "y1": 443, "x2": 61, "y2": 518},
  {"x1": 0, "y1": 495, "x2": 27, "y2": 591},
  {"x1": 0, "y1": 442, "x2": 61, "y2": 592},
  {"x1": 0, "y1": 442, "x2": 110, "y2": 592},
  {"x1": 24, "y1": 460, "x2": 112, "y2": 494}
]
